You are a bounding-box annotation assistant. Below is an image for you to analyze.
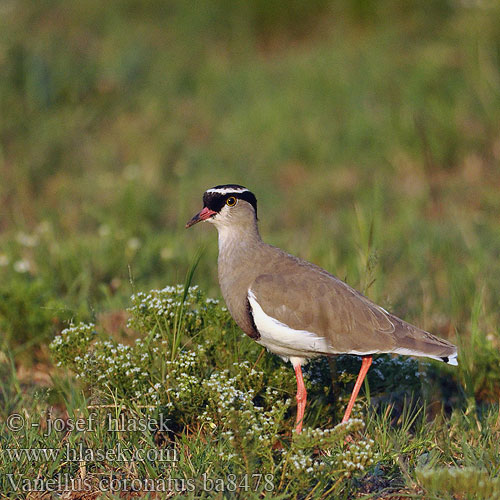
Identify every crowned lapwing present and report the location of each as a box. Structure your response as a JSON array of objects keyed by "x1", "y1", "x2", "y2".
[{"x1": 186, "y1": 184, "x2": 458, "y2": 433}]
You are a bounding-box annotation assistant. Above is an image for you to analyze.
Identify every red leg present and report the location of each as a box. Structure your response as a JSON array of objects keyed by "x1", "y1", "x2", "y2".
[
  {"x1": 341, "y1": 355, "x2": 373, "y2": 423},
  {"x1": 294, "y1": 364, "x2": 307, "y2": 434}
]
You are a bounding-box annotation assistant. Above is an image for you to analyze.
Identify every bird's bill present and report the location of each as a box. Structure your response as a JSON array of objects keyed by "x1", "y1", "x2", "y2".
[{"x1": 185, "y1": 207, "x2": 217, "y2": 228}]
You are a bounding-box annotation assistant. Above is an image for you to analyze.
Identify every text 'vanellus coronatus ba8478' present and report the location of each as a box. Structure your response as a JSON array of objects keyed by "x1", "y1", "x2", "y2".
[{"x1": 186, "y1": 184, "x2": 458, "y2": 434}]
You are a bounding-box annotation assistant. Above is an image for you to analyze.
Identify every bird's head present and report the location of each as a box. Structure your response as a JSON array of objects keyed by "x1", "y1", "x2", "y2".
[{"x1": 185, "y1": 184, "x2": 258, "y2": 230}]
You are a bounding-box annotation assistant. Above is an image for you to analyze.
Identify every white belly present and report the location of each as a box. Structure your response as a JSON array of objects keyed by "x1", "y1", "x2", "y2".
[{"x1": 248, "y1": 290, "x2": 332, "y2": 365}]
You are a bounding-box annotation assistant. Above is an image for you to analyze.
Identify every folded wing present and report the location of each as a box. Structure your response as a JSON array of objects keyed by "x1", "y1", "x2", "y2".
[{"x1": 249, "y1": 260, "x2": 457, "y2": 364}]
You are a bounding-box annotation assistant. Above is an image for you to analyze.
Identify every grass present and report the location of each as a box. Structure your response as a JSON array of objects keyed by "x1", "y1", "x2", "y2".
[{"x1": 1, "y1": 0, "x2": 500, "y2": 498}]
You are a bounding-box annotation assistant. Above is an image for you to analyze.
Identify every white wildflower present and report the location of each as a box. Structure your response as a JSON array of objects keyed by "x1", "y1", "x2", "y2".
[
  {"x1": 127, "y1": 237, "x2": 141, "y2": 251},
  {"x1": 98, "y1": 225, "x2": 111, "y2": 237},
  {"x1": 16, "y1": 232, "x2": 38, "y2": 247},
  {"x1": 14, "y1": 259, "x2": 31, "y2": 273}
]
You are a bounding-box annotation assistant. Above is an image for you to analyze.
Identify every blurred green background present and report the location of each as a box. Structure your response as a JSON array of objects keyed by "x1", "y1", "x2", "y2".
[{"x1": 0, "y1": 0, "x2": 500, "y2": 401}]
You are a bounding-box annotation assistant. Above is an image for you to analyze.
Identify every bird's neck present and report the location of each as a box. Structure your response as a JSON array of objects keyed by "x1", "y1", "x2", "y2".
[{"x1": 216, "y1": 218, "x2": 262, "y2": 257}]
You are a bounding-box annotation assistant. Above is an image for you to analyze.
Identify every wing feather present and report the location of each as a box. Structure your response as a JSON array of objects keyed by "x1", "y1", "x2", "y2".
[{"x1": 249, "y1": 253, "x2": 456, "y2": 359}]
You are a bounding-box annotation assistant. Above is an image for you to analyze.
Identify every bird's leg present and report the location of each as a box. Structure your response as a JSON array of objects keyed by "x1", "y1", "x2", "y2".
[
  {"x1": 341, "y1": 355, "x2": 373, "y2": 423},
  {"x1": 294, "y1": 364, "x2": 307, "y2": 434}
]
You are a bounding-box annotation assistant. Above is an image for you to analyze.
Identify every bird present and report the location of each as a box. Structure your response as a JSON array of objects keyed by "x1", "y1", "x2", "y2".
[{"x1": 186, "y1": 184, "x2": 458, "y2": 434}]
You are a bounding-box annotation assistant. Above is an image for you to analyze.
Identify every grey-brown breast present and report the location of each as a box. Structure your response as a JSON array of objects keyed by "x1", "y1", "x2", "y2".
[{"x1": 217, "y1": 240, "x2": 263, "y2": 339}]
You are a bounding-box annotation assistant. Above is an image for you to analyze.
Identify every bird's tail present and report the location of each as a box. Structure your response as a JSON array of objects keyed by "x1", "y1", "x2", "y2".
[{"x1": 391, "y1": 316, "x2": 458, "y2": 365}]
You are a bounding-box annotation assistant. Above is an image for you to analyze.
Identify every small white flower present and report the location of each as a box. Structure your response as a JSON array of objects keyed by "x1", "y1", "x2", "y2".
[
  {"x1": 36, "y1": 220, "x2": 51, "y2": 234},
  {"x1": 14, "y1": 259, "x2": 31, "y2": 273},
  {"x1": 127, "y1": 237, "x2": 141, "y2": 251},
  {"x1": 98, "y1": 225, "x2": 111, "y2": 237},
  {"x1": 16, "y1": 232, "x2": 38, "y2": 247}
]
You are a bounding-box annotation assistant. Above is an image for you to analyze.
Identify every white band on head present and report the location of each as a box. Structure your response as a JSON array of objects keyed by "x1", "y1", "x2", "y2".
[{"x1": 206, "y1": 187, "x2": 249, "y2": 195}]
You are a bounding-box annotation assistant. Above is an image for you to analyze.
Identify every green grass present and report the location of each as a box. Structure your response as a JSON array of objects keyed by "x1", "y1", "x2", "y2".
[{"x1": 1, "y1": 0, "x2": 500, "y2": 498}]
